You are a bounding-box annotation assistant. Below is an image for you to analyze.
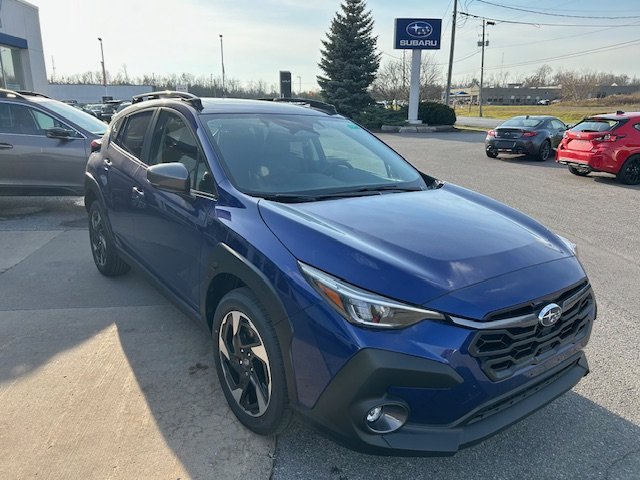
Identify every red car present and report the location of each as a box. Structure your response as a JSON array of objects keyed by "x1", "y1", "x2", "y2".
[{"x1": 556, "y1": 111, "x2": 640, "y2": 185}]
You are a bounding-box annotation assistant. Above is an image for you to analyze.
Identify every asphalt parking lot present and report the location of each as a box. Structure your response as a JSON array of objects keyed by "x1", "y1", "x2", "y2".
[{"x1": 1, "y1": 130, "x2": 638, "y2": 480}]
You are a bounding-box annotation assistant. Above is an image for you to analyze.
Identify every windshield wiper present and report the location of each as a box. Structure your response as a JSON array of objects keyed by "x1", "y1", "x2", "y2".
[
  {"x1": 349, "y1": 185, "x2": 424, "y2": 193},
  {"x1": 260, "y1": 186, "x2": 425, "y2": 203},
  {"x1": 260, "y1": 193, "x2": 320, "y2": 203}
]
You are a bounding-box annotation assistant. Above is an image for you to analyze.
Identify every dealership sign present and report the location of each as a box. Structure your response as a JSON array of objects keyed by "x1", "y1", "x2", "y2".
[{"x1": 394, "y1": 18, "x2": 442, "y2": 50}]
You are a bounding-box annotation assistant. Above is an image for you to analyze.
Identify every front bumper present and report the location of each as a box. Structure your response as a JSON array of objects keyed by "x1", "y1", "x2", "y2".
[{"x1": 298, "y1": 347, "x2": 589, "y2": 456}]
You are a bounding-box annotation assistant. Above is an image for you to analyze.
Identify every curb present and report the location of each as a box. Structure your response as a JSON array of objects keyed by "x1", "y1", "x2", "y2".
[{"x1": 380, "y1": 125, "x2": 456, "y2": 133}]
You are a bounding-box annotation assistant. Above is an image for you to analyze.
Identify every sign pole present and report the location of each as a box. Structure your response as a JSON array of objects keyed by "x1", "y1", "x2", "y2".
[
  {"x1": 394, "y1": 18, "x2": 442, "y2": 125},
  {"x1": 408, "y1": 50, "x2": 422, "y2": 124}
]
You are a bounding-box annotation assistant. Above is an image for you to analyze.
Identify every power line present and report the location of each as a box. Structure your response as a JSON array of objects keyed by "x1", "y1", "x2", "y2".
[
  {"x1": 456, "y1": 36, "x2": 640, "y2": 75},
  {"x1": 474, "y1": 0, "x2": 640, "y2": 19},
  {"x1": 460, "y1": 11, "x2": 640, "y2": 27},
  {"x1": 493, "y1": 20, "x2": 640, "y2": 49}
]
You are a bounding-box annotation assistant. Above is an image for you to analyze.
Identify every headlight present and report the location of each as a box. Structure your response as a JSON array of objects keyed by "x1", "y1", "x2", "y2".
[
  {"x1": 299, "y1": 262, "x2": 445, "y2": 329},
  {"x1": 557, "y1": 234, "x2": 579, "y2": 258}
]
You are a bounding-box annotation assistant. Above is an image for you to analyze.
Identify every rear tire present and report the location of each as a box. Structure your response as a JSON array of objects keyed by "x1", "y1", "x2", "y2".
[
  {"x1": 486, "y1": 148, "x2": 498, "y2": 158},
  {"x1": 537, "y1": 140, "x2": 551, "y2": 162},
  {"x1": 617, "y1": 155, "x2": 640, "y2": 185},
  {"x1": 88, "y1": 201, "x2": 130, "y2": 276},
  {"x1": 568, "y1": 165, "x2": 591, "y2": 177},
  {"x1": 212, "y1": 287, "x2": 292, "y2": 435}
]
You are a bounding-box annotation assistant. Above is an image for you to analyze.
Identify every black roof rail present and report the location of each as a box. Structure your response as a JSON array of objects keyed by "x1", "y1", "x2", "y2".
[
  {"x1": 15, "y1": 90, "x2": 50, "y2": 98},
  {"x1": 132, "y1": 90, "x2": 203, "y2": 111},
  {"x1": 258, "y1": 97, "x2": 338, "y2": 115}
]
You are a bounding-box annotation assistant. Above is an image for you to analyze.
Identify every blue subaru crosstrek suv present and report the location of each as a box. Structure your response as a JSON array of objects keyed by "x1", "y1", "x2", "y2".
[{"x1": 84, "y1": 92, "x2": 596, "y2": 455}]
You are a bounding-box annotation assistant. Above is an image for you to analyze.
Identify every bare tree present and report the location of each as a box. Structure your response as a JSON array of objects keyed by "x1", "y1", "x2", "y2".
[
  {"x1": 371, "y1": 53, "x2": 443, "y2": 103},
  {"x1": 524, "y1": 64, "x2": 552, "y2": 87}
]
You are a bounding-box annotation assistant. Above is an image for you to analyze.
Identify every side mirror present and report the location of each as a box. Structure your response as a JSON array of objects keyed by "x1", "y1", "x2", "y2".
[
  {"x1": 45, "y1": 127, "x2": 74, "y2": 139},
  {"x1": 147, "y1": 163, "x2": 191, "y2": 195}
]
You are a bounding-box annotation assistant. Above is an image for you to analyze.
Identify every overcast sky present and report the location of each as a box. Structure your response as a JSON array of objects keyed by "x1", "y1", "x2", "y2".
[{"x1": 28, "y1": 0, "x2": 640, "y2": 89}]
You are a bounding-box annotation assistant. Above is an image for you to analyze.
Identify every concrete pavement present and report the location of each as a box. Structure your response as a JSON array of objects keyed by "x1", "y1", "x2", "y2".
[{"x1": 0, "y1": 203, "x2": 274, "y2": 480}]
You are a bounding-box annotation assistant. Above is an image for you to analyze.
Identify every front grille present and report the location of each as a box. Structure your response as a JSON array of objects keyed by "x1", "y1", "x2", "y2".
[{"x1": 468, "y1": 284, "x2": 594, "y2": 381}]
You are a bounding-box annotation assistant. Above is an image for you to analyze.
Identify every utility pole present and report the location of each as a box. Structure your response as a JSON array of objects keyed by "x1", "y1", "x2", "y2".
[
  {"x1": 444, "y1": 0, "x2": 457, "y2": 106},
  {"x1": 219, "y1": 34, "x2": 226, "y2": 95},
  {"x1": 478, "y1": 19, "x2": 494, "y2": 117},
  {"x1": 97, "y1": 37, "x2": 107, "y2": 98}
]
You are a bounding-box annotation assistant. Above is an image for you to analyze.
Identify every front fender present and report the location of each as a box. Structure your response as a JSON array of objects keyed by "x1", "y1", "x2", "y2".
[{"x1": 200, "y1": 242, "x2": 298, "y2": 404}]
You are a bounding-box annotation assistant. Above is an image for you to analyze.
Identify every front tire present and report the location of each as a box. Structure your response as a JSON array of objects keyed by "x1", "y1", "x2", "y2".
[
  {"x1": 486, "y1": 148, "x2": 498, "y2": 158},
  {"x1": 88, "y1": 201, "x2": 130, "y2": 276},
  {"x1": 212, "y1": 288, "x2": 291, "y2": 435},
  {"x1": 617, "y1": 155, "x2": 640, "y2": 185}
]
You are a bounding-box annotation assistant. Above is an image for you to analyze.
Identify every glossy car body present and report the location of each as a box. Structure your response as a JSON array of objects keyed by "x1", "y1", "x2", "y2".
[
  {"x1": 556, "y1": 112, "x2": 640, "y2": 185},
  {"x1": 85, "y1": 93, "x2": 595, "y2": 455},
  {"x1": 0, "y1": 89, "x2": 107, "y2": 195},
  {"x1": 485, "y1": 115, "x2": 568, "y2": 161}
]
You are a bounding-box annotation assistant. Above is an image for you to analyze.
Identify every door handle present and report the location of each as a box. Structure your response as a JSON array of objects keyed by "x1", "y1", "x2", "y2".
[
  {"x1": 103, "y1": 158, "x2": 113, "y2": 168},
  {"x1": 0, "y1": 143, "x2": 13, "y2": 149},
  {"x1": 132, "y1": 186, "x2": 144, "y2": 197}
]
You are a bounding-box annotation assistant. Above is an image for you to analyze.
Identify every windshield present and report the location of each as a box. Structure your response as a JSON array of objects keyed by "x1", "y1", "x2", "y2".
[
  {"x1": 202, "y1": 113, "x2": 429, "y2": 200},
  {"x1": 571, "y1": 119, "x2": 621, "y2": 133},
  {"x1": 35, "y1": 98, "x2": 108, "y2": 135},
  {"x1": 501, "y1": 117, "x2": 543, "y2": 128}
]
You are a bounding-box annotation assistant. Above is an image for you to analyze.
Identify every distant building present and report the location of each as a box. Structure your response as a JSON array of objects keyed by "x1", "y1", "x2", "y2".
[
  {"x1": 0, "y1": 0, "x2": 48, "y2": 93},
  {"x1": 445, "y1": 84, "x2": 639, "y2": 105},
  {"x1": 48, "y1": 84, "x2": 154, "y2": 104}
]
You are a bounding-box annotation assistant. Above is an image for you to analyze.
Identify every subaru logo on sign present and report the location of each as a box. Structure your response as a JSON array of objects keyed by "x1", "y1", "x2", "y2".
[
  {"x1": 538, "y1": 304, "x2": 562, "y2": 327},
  {"x1": 406, "y1": 21, "x2": 433, "y2": 38}
]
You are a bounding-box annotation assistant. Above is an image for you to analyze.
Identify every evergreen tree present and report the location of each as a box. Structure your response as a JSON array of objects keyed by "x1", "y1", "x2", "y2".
[{"x1": 317, "y1": 0, "x2": 380, "y2": 117}]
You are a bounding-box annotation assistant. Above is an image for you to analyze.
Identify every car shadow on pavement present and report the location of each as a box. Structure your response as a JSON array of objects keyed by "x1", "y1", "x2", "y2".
[
  {"x1": 0, "y1": 228, "x2": 273, "y2": 479},
  {"x1": 592, "y1": 176, "x2": 640, "y2": 190},
  {"x1": 272, "y1": 392, "x2": 640, "y2": 480},
  {"x1": 491, "y1": 154, "x2": 566, "y2": 169}
]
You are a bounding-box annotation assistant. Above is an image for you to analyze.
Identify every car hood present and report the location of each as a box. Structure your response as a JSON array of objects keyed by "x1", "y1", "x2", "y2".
[{"x1": 258, "y1": 183, "x2": 578, "y2": 316}]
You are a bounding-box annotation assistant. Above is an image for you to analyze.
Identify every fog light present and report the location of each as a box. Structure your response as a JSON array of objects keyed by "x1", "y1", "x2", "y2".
[
  {"x1": 366, "y1": 406, "x2": 383, "y2": 423},
  {"x1": 364, "y1": 403, "x2": 409, "y2": 434}
]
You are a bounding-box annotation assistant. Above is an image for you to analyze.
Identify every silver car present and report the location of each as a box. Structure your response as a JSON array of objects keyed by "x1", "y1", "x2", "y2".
[{"x1": 0, "y1": 89, "x2": 107, "y2": 195}]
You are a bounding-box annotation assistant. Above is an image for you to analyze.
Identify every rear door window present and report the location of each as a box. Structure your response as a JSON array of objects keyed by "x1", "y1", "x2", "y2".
[{"x1": 116, "y1": 110, "x2": 153, "y2": 160}]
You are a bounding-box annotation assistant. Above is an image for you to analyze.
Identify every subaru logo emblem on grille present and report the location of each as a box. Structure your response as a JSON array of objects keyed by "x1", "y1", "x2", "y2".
[{"x1": 538, "y1": 303, "x2": 562, "y2": 327}]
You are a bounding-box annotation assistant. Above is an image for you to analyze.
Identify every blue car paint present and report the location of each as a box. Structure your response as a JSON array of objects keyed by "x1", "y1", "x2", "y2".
[
  {"x1": 257, "y1": 183, "x2": 579, "y2": 311},
  {"x1": 86, "y1": 98, "x2": 594, "y2": 454}
]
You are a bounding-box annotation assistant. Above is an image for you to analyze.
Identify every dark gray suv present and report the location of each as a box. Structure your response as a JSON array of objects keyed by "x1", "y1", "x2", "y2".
[{"x1": 0, "y1": 89, "x2": 107, "y2": 195}]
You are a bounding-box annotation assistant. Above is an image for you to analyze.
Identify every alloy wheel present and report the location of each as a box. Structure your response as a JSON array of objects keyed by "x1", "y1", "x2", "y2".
[
  {"x1": 89, "y1": 208, "x2": 108, "y2": 268},
  {"x1": 622, "y1": 157, "x2": 640, "y2": 184},
  {"x1": 218, "y1": 310, "x2": 272, "y2": 417},
  {"x1": 539, "y1": 141, "x2": 551, "y2": 161}
]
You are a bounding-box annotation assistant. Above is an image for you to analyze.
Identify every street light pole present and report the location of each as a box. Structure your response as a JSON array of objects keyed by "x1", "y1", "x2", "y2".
[
  {"x1": 296, "y1": 75, "x2": 301, "y2": 95},
  {"x1": 219, "y1": 34, "x2": 226, "y2": 95},
  {"x1": 97, "y1": 37, "x2": 107, "y2": 98},
  {"x1": 478, "y1": 19, "x2": 494, "y2": 117}
]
